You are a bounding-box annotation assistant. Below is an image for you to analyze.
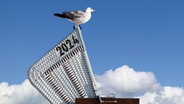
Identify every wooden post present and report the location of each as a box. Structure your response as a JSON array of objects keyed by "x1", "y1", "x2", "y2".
[{"x1": 76, "y1": 97, "x2": 139, "y2": 104}]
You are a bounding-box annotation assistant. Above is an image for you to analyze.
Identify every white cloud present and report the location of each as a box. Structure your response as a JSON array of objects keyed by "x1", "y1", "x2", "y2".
[
  {"x1": 140, "y1": 86, "x2": 184, "y2": 104},
  {"x1": 0, "y1": 79, "x2": 49, "y2": 104},
  {"x1": 95, "y1": 65, "x2": 184, "y2": 104},
  {"x1": 0, "y1": 65, "x2": 184, "y2": 104},
  {"x1": 95, "y1": 65, "x2": 161, "y2": 97}
]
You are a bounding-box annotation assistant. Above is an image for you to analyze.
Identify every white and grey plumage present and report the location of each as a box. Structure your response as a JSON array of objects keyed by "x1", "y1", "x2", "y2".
[{"x1": 54, "y1": 7, "x2": 95, "y2": 28}]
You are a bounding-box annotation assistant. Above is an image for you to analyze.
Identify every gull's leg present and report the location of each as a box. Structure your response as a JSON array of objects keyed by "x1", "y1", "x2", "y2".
[
  {"x1": 73, "y1": 24, "x2": 79, "y2": 29},
  {"x1": 73, "y1": 24, "x2": 76, "y2": 29},
  {"x1": 79, "y1": 25, "x2": 82, "y2": 30}
]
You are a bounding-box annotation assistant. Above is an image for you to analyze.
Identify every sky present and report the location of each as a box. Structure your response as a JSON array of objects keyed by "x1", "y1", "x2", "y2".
[{"x1": 0, "y1": 0, "x2": 184, "y2": 104}]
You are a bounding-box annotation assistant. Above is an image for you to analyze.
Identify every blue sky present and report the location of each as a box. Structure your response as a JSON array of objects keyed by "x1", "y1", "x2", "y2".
[{"x1": 1, "y1": 0, "x2": 184, "y2": 89}]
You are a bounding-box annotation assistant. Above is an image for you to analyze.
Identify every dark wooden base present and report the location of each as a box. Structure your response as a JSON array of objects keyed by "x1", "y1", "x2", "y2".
[{"x1": 76, "y1": 97, "x2": 139, "y2": 104}]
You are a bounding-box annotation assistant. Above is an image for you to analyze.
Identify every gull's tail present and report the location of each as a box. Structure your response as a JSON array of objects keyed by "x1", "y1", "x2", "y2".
[{"x1": 54, "y1": 12, "x2": 73, "y2": 20}]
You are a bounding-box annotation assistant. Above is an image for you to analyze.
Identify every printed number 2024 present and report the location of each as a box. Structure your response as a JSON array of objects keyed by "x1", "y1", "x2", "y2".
[{"x1": 56, "y1": 35, "x2": 79, "y2": 57}]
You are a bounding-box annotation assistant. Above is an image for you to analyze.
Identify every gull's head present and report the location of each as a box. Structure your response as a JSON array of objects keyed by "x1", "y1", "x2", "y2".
[{"x1": 86, "y1": 7, "x2": 95, "y2": 13}]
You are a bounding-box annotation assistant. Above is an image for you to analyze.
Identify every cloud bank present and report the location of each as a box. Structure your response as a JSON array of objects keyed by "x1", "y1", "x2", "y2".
[
  {"x1": 0, "y1": 79, "x2": 49, "y2": 104},
  {"x1": 0, "y1": 65, "x2": 184, "y2": 104},
  {"x1": 95, "y1": 65, "x2": 160, "y2": 97},
  {"x1": 95, "y1": 65, "x2": 184, "y2": 104}
]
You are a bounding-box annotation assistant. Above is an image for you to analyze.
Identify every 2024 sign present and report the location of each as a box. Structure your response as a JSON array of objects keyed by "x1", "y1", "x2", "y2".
[{"x1": 56, "y1": 35, "x2": 80, "y2": 57}]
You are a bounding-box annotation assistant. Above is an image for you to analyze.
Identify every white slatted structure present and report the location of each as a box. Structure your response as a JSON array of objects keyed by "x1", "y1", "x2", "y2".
[{"x1": 28, "y1": 27, "x2": 97, "y2": 104}]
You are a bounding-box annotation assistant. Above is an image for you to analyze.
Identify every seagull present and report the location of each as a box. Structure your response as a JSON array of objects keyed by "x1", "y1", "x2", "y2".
[{"x1": 54, "y1": 7, "x2": 95, "y2": 29}]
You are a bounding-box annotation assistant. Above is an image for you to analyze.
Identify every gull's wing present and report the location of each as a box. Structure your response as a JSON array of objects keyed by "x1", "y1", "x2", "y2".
[
  {"x1": 64, "y1": 10, "x2": 86, "y2": 19},
  {"x1": 54, "y1": 10, "x2": 86, "y2": 20}
]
